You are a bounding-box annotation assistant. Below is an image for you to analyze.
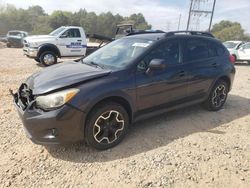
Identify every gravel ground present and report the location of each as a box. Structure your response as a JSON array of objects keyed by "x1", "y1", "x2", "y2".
[{"x1": 0, "y1": 48, "x2": 250, "y2": 188}]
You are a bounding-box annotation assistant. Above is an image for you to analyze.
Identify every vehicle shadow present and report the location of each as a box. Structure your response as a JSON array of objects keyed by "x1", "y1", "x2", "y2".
[
  {"x1": 46, "y1": 94, "x2": 250, "y2": 163},
  {"x1": 235, "y1": 61, "x2": 250, "y2": 66}
]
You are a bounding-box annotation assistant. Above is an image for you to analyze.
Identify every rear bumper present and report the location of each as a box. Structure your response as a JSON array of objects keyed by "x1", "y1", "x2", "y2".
[
  {"x1": 23, "y1": 47, "x2": 38, "y2": 58},
  {"x1": 13, "y1": 93, "x2": 86, "y2": 145}
]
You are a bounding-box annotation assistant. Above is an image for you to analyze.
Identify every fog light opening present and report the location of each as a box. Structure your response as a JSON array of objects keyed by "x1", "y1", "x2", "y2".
[{"x1": 44, "y1": 128, "x2": 58, "y2": 139}]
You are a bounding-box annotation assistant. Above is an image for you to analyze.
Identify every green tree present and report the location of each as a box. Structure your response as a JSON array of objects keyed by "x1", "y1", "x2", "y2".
[
  {"x1": 49, "y1": 11, "x2": 73, "y2": 29},
  {"x1": 0, "y1": 3, "x2": 152, "y2": 37},
  {"x1": 211, "y1": 20, "x2": 249, "y2": 41}
]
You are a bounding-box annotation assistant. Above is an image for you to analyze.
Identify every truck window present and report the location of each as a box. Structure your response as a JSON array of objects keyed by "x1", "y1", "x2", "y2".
[{"x1": 62, "y1": 29, "x2": 81, "y2": 38}]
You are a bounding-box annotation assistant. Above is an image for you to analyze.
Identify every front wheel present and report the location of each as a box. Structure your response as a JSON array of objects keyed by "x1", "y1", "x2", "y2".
[
  {"x1": 203, "y1": 80, "x2": 229, "y2": 111},
  {"x1": 85, "y1": 102, "x2": 129, "y2": 150},
  {"x1": 39, "y1": 51, "x2": 57, "y2": 66}
]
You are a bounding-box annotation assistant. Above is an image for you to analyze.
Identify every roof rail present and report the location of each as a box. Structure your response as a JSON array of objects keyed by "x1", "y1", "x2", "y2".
[
  {"x1": 165, "y1": 31, "x2": 214, "y2": 38},
  {"x1": 127, "y1": 30, "x2": 165, "y2": 36}
]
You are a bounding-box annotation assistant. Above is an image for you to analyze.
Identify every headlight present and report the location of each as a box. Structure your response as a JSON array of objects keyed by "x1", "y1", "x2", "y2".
[
  {"x1": 36, "y1": 88, "x2": 79, "y2": 110},
  {"x1": 29, "y1": 42, "x2": 39, "y2": 47}
]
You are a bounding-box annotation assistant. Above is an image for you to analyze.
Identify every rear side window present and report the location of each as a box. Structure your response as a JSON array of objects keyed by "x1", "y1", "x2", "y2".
[
  {"x1": 208, "y1": 42, "x2": 218, "y2": 57},
  {"x1": 62, "y1": 29, "x2": 81, "y2": 38},
  {"x1": 185, "y1": 39, "x2": 209, "y2": 61},
  {"x1": 216, "y1": 44, "x2": 226, "y2": 56}
]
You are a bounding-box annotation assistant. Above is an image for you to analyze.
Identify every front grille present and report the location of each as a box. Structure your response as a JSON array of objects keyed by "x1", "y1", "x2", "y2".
[
  {"x1": 18, "y1": 83, "x2": 34, "y2": 110},
  {"x1": 23, "y1": 40, "x2": 29, "y2": 47}
]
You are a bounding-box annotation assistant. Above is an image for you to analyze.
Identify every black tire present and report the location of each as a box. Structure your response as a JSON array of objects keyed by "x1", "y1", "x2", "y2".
[
  {"x1": 34, "y1": 58, "x2": 40, "y2": 63},
  {"x1": 247, "y1": 61, "x2": 250, "y2": 65},
  {"x1": 39, "y1": 51, "x2": 57, "y2": 66},
  {"x1": 203, "y1": 80, "x2": 229, "y2": 111},
  {"x1": 6, "y1": 43, "x2": 11, "y2": 48},
  {"x1": 85, "y1": 102, "x2": 129, "y2": 150}
]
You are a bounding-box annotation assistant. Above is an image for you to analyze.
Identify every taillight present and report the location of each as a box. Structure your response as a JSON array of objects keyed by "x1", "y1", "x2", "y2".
[{"x1": 229, "y1": 55, "x2": 235, "y2": 64}]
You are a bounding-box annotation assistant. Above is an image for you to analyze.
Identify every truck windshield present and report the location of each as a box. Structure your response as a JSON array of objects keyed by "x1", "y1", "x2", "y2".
[
  {"x1": 50, "y1": 27, "x2": 66, "y2": 36},
  {"x1": 83, "y1": 38, "x2": 154, "y2": 69}
]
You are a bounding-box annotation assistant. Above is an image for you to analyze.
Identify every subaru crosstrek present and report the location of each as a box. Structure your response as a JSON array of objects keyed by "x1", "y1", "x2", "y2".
[{"x1": 12, "y1": 31, "x2": 235, "y2": 150}]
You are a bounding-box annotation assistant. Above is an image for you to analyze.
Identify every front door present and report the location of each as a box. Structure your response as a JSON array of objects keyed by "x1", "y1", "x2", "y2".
[
  {"x1": 58, "y1": 28, "x2": 86, "y2": 57},
  {"x1": 136, "y1": 39, "x2": 189, "y2": 112}
]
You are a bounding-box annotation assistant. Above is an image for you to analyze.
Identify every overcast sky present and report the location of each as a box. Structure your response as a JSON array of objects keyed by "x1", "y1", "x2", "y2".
[{"x1": 1, "y1": 0, "x2": 250, "y2": 32}]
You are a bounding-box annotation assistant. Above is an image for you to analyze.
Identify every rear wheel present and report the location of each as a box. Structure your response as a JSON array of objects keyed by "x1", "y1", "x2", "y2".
[
  {"x1": 6, "y1": 43, "x2": 11, "y2": 48},
  {"x1": 85, "y1": 102, "x2": 129, "y2": 150},
  {"x1": 247, "y1": 61, "x2": 250, "y2": 65},
  {"x1": 203, "y1": 80, "x2": 229, "y2": 111},
  {"x1": 39, "y1": 51, "x2": 57, "y2": 66}
]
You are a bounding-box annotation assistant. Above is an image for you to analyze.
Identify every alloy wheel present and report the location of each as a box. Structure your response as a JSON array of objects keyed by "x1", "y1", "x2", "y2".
[
  {"x1": 43, "y1": 54, "x2": 55, "y2": 65},
  {"x1": 93, "y1": 110, "x2": 125, "y2": 144},
  {"x1": 212, "y1": 84, "x2": 227, "y2": 108}
]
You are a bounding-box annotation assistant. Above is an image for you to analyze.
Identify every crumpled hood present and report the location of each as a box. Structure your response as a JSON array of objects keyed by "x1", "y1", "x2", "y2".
[
  {"x1": 24, "y1": 35, "x2": 56, "y2": 43},
  {"x1": 26, "y1": 61, "x2": 111, "y2": 95}
]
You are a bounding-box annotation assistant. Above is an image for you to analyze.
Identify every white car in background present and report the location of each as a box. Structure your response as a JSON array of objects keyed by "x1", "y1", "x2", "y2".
[
  {"x1": 230, "y1": 42, "x2": 250, "y2": 64},
  {"x1": 223, "y1": 41, "x2": 245, "y2": 54}
]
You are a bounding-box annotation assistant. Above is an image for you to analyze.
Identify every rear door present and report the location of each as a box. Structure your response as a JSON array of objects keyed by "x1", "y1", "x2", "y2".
[
  {"x1": 58, "y1": 28, "x2": 86, "y2": 56},
  {"x1": 136, "y1": 39, "x2": 189, "y2": 111},
  {"x1": 183, "y1": 38, "x2": 220, "y2": 99}
]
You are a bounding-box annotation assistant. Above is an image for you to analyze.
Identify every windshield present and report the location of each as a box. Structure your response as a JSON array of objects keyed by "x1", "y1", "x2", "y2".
[
  {"x1": 223, "y1": 42, "x2": 238, "y2": 49},
  {"x1": 49, "y1": 27, "x2": 66, "y2": 36},
  {"x1": 83, "y1": 38, "x2": 154, "y2": 69}
]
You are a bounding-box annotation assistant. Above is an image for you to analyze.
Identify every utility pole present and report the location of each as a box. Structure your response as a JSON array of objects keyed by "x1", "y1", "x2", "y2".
[
  {"x1": 208, "y1": 0, "x2": 216, "y2": 31},
  {"x1": 178, "y1": 14, "x2": 182, "y2": 30},
  {"x1": 186, "y1": 0, "x2": 217, "y2": 31}
]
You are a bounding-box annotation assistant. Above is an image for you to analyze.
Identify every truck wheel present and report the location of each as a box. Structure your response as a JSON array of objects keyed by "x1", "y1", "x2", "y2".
[
  {"x1": 203, "y1": 80, "x2": 229, "y2": 111},
  {"x1": 85, "y1": 102, "x2": 129, "y2": 150},
  {"x1": 6, "y1": 43, "x2": 11, "y2": 48},
  {"x1": 248, "y1": 61, "x2": 250, "y2": 65},
  {"x1": 40, "y1": 51, "x2": 57, "y2": 66}
]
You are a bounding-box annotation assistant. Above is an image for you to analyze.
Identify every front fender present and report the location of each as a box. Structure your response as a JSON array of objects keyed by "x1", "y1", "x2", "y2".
[{"x1": 37, "y1": 43, "x2": 61, "y2": 57}]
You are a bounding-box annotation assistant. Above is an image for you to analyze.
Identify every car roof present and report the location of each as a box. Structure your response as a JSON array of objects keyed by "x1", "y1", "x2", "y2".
[{"x1": 224, "y1": 40, "x2": 243, "y2": 43}]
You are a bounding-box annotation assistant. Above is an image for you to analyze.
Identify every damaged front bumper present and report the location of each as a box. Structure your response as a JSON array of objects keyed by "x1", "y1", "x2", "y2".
[{"x1": 11, "y1": 84, "x2": 85, "y2": 145}]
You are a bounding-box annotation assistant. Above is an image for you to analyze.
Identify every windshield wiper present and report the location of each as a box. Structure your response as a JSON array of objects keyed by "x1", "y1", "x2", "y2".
[{"x1": 82, "y1": 60, "x2": 104, "y2": 69}]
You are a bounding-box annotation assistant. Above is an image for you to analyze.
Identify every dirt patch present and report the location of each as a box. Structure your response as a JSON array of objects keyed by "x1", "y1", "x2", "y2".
[
  {"x1": 0, "y1": 42, "x2": 6, "y2": 49},
  {"x1": 0, "y1": 48, "x2": 250, "y2": 188}
]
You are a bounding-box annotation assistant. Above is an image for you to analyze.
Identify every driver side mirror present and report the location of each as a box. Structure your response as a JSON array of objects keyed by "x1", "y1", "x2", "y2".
[{"x1": 146, "y1": 59, "x2": 166, "y2": 75}]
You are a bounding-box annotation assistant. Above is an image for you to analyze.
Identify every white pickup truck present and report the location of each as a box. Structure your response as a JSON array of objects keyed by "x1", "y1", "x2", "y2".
[{"x1": 23, "y1": 26, "x2": 87, "y2": 66}]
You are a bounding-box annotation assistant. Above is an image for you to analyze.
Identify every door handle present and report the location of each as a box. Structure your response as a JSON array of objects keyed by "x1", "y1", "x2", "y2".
[
  {"x1": 211, "y1": 62, "x2": 218, "y2": 67},
  {"x1": 178, "y1": 70, "x2": 185, "y2": 77},
  {"x1": 77, "y1": 40, "x2": 82, "y2": 42}
]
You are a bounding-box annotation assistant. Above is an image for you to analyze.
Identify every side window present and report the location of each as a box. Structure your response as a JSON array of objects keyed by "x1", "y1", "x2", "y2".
[
  {"x1": 217, "y1": 45, "x2": 226, "y2": 56},
  {"x1": 62, "y1": 29, "x2": 81, "y2": 38},
  {"x1": 208, "y1": 42, "x2": 217, "y2": 57},
  {"x1": 243, "y1": 43, "x2": 250, "y2": 49},
  {"x1": 185, "y1": 39, "x2": 209, "y2": 61},
  {"x1": 137, "y1": 40, "x2": 180, "y2": 71}
]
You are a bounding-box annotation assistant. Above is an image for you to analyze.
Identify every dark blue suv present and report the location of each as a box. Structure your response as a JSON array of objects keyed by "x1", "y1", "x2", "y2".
[{"x1": 13, "y1": 31, "x2": 235, "y2": 150}]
